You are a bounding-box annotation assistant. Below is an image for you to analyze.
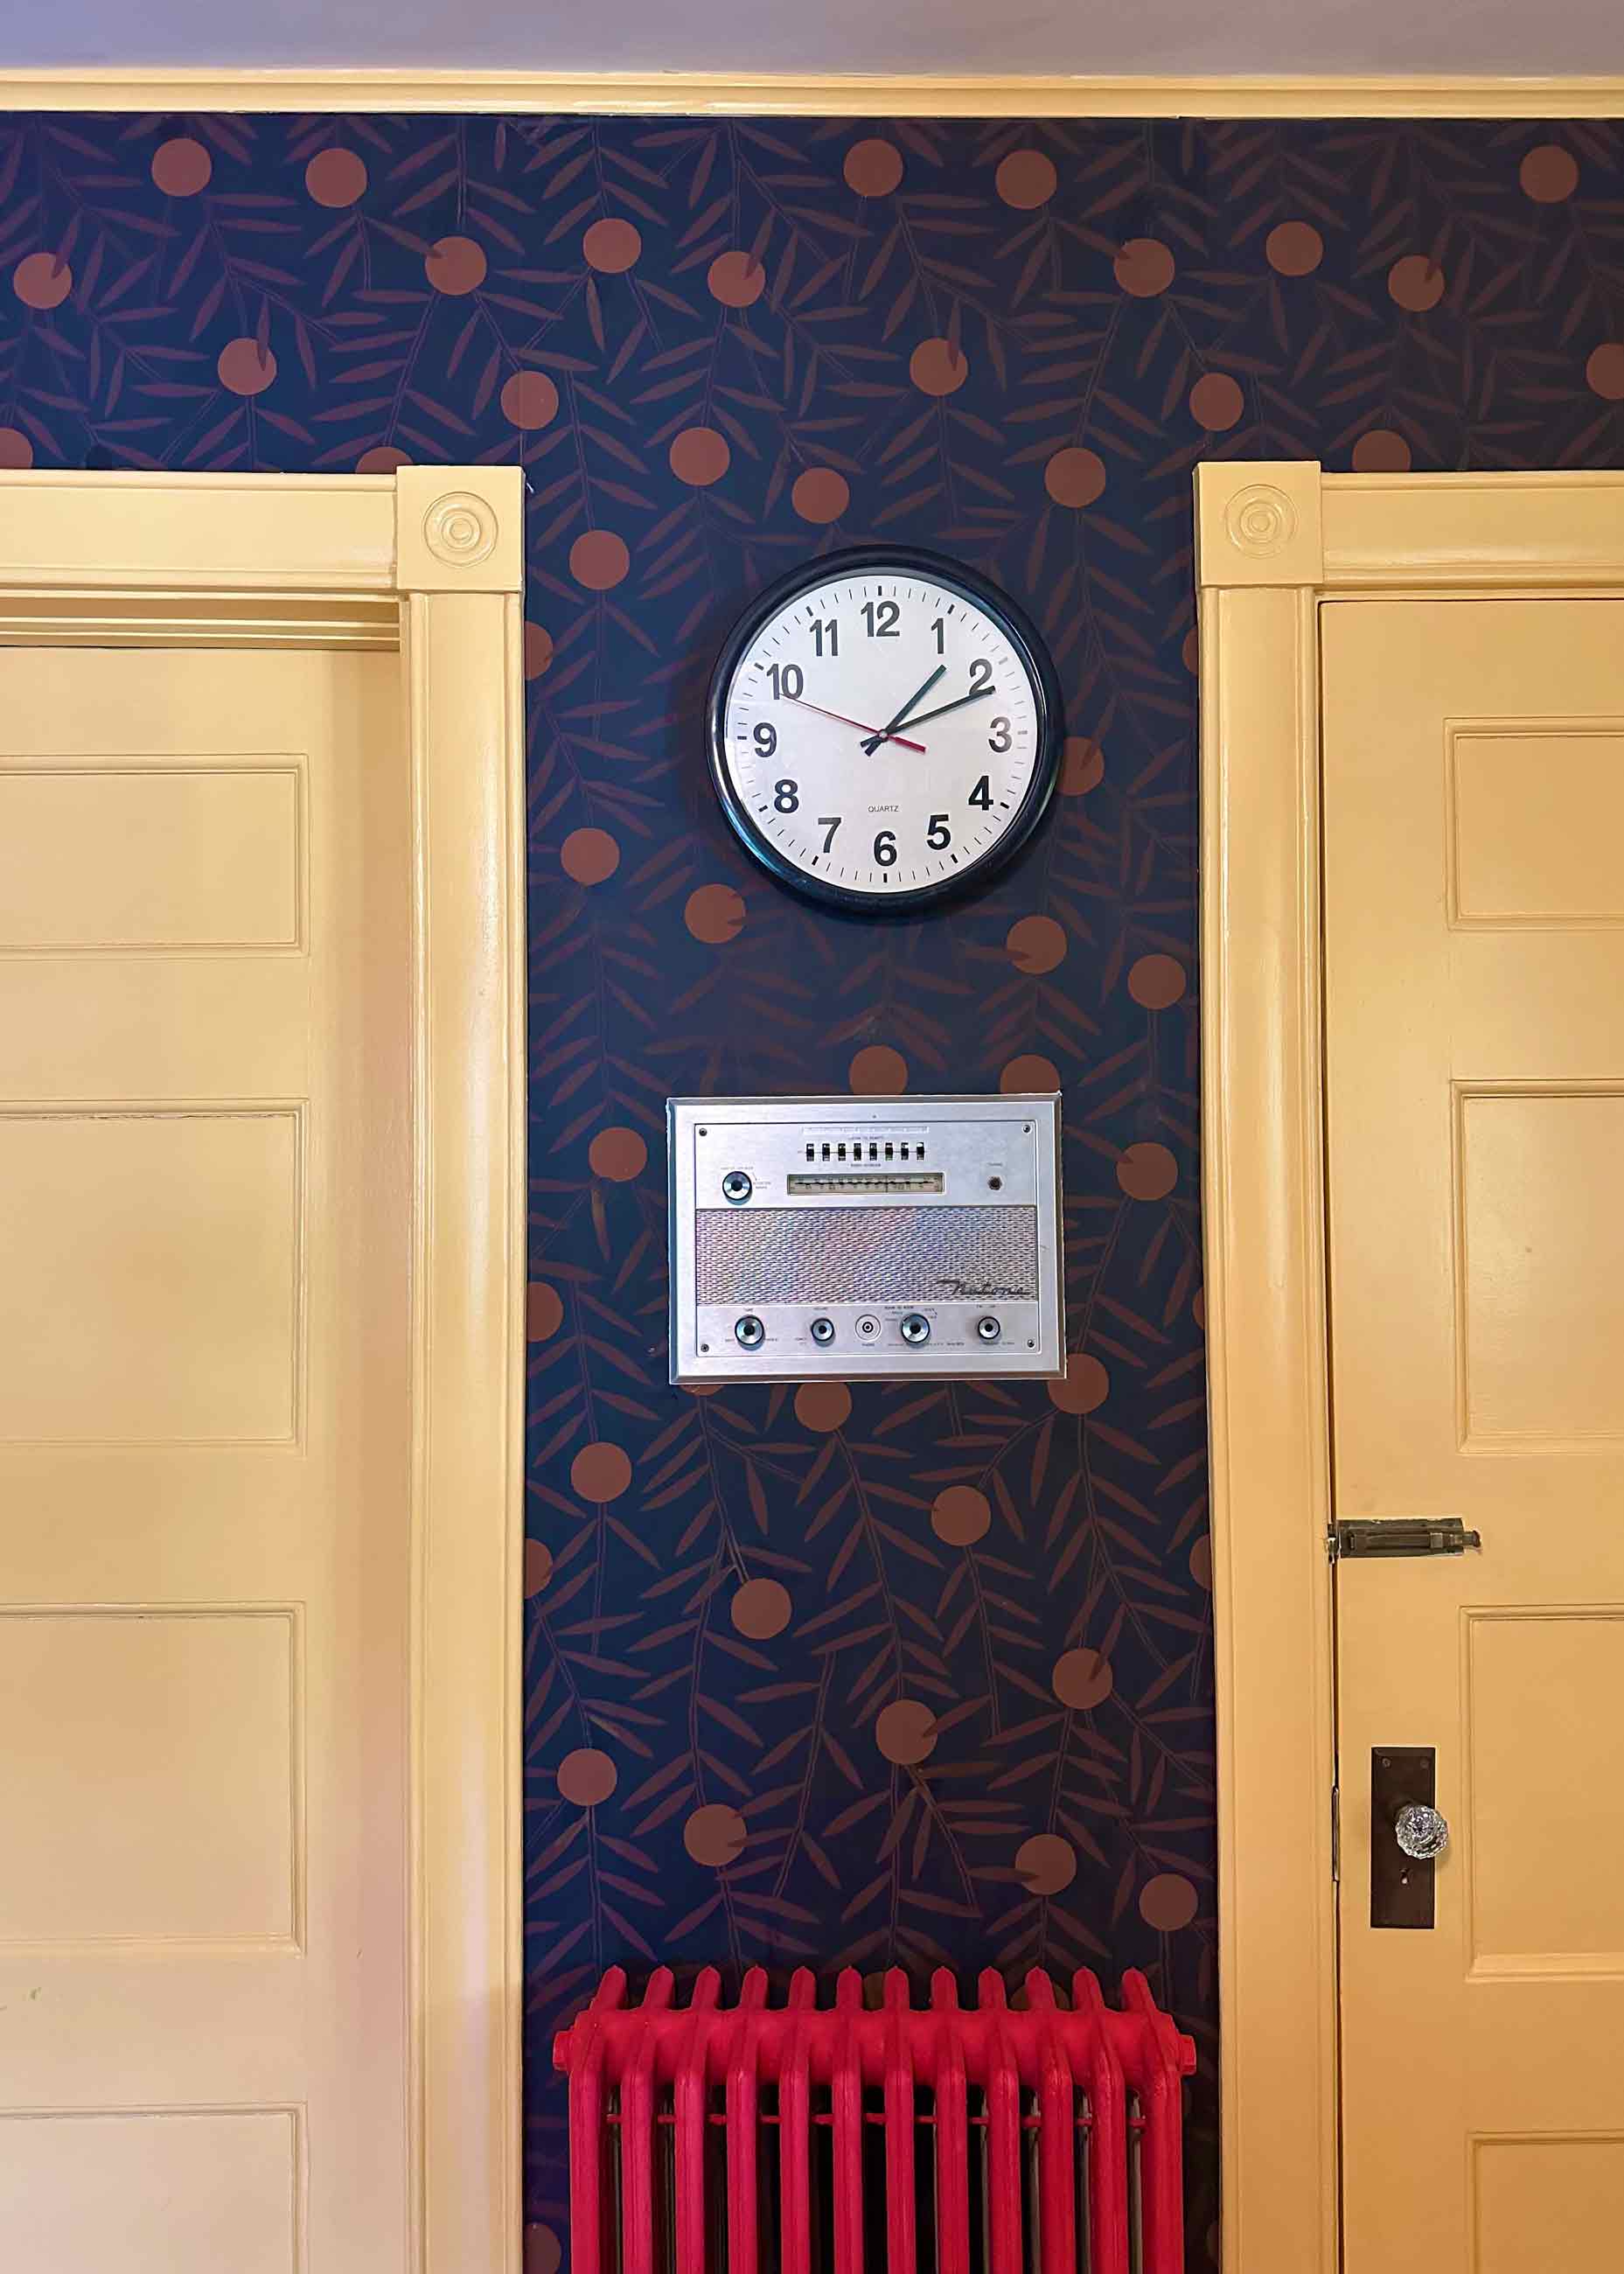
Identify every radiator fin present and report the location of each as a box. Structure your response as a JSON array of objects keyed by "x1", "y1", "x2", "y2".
[{"x1": 554, "y1": 1963, "x2": 1195, "y2": 2274}]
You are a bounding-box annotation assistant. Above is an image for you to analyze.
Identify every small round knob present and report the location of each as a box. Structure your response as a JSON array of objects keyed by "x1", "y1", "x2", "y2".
[
  {"x1": 734, "y1": 1315, "x2": 764, "y2": 1350},
  {"x1": 1395, "y1": 1803, "x2": 1449, "y2": 1860},
  {"x1": 975, "y1": 1315, "x2": 1002, "y2": 1343},
  {"x1": 721, "y1": 1169, "x2": 752, "y2": 1205},
  {"x1": 900, "y1": 1312, "x2": 931, "y2": 1346},
  {"x1": 809, "y1": 1316, "x2": 835, "y2": 1347}
]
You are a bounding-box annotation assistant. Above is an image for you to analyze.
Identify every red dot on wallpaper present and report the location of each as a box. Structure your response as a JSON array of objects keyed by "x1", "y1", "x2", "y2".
[
  {"x1": 930, "y1": 1485, "x2": 992, "y2": 1545},
  {"x1": 1586, "y1": 343, "x2": 1624, "y2": 401},
  {"x1": 218, "y1": 338, "x2": 277, "y2": 395},
  {"x1": 526, "y1": 1281, "x2": 564, "y2": 1341},
  {"x1": 589, "y1": 1126, "x2": 647, "y2": 1182},
  {"x1": 1113, "y1": 238, "x2": 1174, "y2": 297},
  {"x1": 910, "y1": 338, "x2": 970, "y2": 396},
  {"x1": 0, "y1": 426, "x2": 33, "y2": 469},
  {"x1": 1060, "y1": 736, "x2": 1104, "y2": 795},
  {"x1": 1192, "y1": 1287, "x2": 1206, "y2": 1331},
  {"x1": 1128, "y1": 952, "x2": 1187, "y2": 1009},
  {"x1": 708, "y1": 249, "x2": 766, "y2": 308},
  {"x1": 1049, "y1": 1352, "x2": 1109, "y2": 1416},
  {"x1": 1140, "y1": 1872, "x2": 1199, "y2": 1931},
  {"x1": 1189, "y1": 1535, "x2": 1213, "y2": 1590},
  {"x1": 849, "y1": 1043, "x2": 908, "y2": 1094},
  {"x1": 584, "y1": 218, "x2": 642, "y2": 275},
  {"x1": 1001, "y1": 1053, "x2": 1060, "y2": 1095},
  {"x1": 1181, "y1": 625, "x2": 1199, "y2": 673},
  {"x1": 1189, "y1": 372, "x2": 1244, "y2": 431},
  {"x1": 561, "y1": 827, "x2": 620, "y2": 885},
  {"x1": 524, "y1": 622, "x2": 554, "y2": 679},
  {"x1": 792, "y1": 468, "x2": 849, "y2": 524},
  {"x1": 425, "y1": 234, "x2": 487, "y2": 296},
  {"x1": 1388, "y1": 254, "x2": 1446, "y2": 311},
  {"x1": 1117, "y1": 1140, "x2": 1177, "y2": 1201},
  {"x1": 1351, "y1": 428, "x2": 1411, "y2": 472},
  {"x1": 1043, "y1": 446, "x2": 1105, "y2": 508},
  {"x1": 844, "y1": 138, "x2": 903, "y2": 198},
  {"x1": 526, "y1": 2223, "x2": 563, "y2": 2274},
  {"x1": 684, "y1": 1803, "x2": 748, "y2": 1866},
  {"x1": 996, "y1": 149, "x2": 1058, "y2": 210},
  {"x1": 569, "y1": 530, "x2": 630, "y2": 590},
  {"x1": 875, "y1": 1699, "x2": 938, "y2": 1766},
  {"x1": 13, "y1": 252, "x2": 72, "y2": 310},
  {"x1": 1521, "y1": 143, "x2": 1579, "y2": 203},
  {"x1": 1006, "y1": 914, "x2": 1068, "y2": 974},
  {"x1": 1015, "y1": 1833, "x2": 1077, "y2": 1895},
  {"x1": 557, "y1": 1747, "x2": 617, "y2": 1807},
  {"x1": 731, "y1": 1578, "x2": 791, "y2": 1640},
  {"x1": 1053, "y1": 1647, "x2": 1113, "y2": 1709},
  {"x1": 669, "y1": 425, "x2": 731, "y2": 486},
  {"x1": 501, "y1": 370, "x2": 559, "y2": 430},
  {"x1": 304, "y1": 147, "x2": 367, "y2": 207},
  {"x1": 1265, "y1": 220, "x2": 1322, "y2": 277},
  {"x1": 356, "y1": 444, "x2": 410, "y2": 472},
  {"x1": 524, "y1": 1540, "x2": 554, "y2": 1598},
  {"x1": 151, "y1": 136, "x2": 213, "y2": 197},
  {"x1": 794, "y1": 1382, "x2": 852, "y2": 1434},
  {"x1": 685, "y1": 883, "x2": 746, "y2": 943},
  {"x1": 571, "y1": 1441, "x2": 632, "y2": 1503}
]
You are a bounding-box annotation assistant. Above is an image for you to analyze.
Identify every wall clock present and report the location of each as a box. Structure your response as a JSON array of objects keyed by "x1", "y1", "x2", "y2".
[{"x1": 707, "y1": 547, "x2": 1063, "y2": 913}]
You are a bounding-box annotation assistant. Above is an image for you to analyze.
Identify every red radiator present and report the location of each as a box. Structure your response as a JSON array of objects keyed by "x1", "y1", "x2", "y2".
[{"x1": 554, "y1": 1963, "x2": 1195, "y2": 2273}]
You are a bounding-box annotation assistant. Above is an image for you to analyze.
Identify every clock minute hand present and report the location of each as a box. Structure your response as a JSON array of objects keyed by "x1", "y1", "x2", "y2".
[
  {"x1": 896, "y1": 684, "x2": 998, "y2": 732},
  {"x1": 861, "y1": 662, "x2": 946, "y2": 757}
]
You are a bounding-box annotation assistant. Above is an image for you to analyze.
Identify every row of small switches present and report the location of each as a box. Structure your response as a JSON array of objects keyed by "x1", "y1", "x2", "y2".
[{"x1": 801, "y1": 1140, "x2": 926, "y2": 1162}]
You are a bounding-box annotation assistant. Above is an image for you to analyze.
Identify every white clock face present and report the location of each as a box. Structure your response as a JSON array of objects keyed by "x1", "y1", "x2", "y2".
[{"x1": 713, "y1": 562, "x2": 1051, "y2": 908}]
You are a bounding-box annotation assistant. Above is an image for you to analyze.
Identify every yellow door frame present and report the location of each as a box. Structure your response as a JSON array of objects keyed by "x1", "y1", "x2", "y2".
[
  {"x1": 1196, "y1": 459, "x2": 1624, "y2": 2274},
  {"x1": 0, "y1": 465, "x2": 529, "y2": 2274}
]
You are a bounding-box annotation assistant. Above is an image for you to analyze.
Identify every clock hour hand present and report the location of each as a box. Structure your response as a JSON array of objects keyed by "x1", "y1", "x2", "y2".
[
  {"x1": 861, "y1": 663, "x2": 946, "y2": 756},
  {"x1": 896, "y1": 683, "x2": 998, "y2": 731},
  {"x1": 783, "y1": 692, "x2": 926, "y2": 752}
]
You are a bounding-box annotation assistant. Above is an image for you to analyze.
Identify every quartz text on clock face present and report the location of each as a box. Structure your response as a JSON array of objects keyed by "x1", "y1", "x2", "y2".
[{"x1": 716, "y1": 567, "x2": 1044, "y2": 903}]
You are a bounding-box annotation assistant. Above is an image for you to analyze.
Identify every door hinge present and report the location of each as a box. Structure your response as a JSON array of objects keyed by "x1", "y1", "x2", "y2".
[
  {"x1": 1330, "y1": 1516, "x2": 1482, "y2": 1561},
  {"x1": 1331, "y1": 1777, "x2": 1341, "y2": 1884}
]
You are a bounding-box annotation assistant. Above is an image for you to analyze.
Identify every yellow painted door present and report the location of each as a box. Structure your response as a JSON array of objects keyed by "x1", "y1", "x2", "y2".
[
  {"x1": 0, "y1": 645, "x2": 412, "y2": 2271},
  {"x1": 1325, "y1": 601, "x2": 1624, "y2": 2271}
]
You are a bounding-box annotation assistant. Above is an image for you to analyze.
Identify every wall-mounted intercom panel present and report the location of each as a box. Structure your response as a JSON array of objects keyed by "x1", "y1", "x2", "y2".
[{"x1": 667, "y1": 1094, "x2": 1064, "y2": 1385}]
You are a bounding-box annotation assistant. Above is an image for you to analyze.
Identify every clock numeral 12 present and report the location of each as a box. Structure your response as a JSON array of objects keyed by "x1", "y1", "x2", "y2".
[{"x1": 861, "y1": 599, "x2": 900, "y2": 638}]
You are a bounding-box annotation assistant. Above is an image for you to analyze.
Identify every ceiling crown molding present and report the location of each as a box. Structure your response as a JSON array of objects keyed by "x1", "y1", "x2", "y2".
[{"x1": 0, "y1": 68, "x2": 1621, "y2": 116}]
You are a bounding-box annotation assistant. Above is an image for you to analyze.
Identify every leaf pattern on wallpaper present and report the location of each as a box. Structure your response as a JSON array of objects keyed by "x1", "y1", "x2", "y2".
[{"x1": 8, "y1": 107, "x2": 1624, "y2": 2269}]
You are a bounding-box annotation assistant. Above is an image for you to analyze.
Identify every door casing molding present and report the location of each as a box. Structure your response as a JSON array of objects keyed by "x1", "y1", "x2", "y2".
[
  {"x1": 1196, "y1": 458, "x2": 1624, "y2": 2274},
  {"x1": 0, "y1": 464, "x2": 527, "y2": 2274}
]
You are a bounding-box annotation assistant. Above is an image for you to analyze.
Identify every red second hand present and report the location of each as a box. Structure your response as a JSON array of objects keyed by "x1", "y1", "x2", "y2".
[{"x1": 782, "y1": 692, "x2": 925, "y2": 751}]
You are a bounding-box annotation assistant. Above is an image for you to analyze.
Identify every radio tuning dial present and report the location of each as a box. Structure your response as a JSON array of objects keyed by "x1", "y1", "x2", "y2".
[{"x1": 734, "y1": 1315, "x2": 765, "y2": 1349}]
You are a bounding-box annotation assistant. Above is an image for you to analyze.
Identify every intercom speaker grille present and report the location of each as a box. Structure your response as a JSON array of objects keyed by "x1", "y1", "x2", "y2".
[{"x1": 695, "y1": 1203, "x2": 1039, "y2": 1308}]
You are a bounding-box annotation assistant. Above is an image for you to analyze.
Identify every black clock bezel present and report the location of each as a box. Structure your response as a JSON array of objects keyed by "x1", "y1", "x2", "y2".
[{"x1": 705, "y1": 545, "x2": 1064, "y2": 915}]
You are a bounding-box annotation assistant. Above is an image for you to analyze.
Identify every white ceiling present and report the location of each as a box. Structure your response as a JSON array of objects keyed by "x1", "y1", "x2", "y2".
[{"x1": 0, "y1": 0, "x2": 1619, "y2": 79}]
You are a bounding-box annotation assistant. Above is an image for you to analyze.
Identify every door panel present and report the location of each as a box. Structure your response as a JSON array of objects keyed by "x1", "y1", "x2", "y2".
[
  {"x1": 0, "y1": 646, "x2": 411, "y2": 2272},
  {"x1": 1324, "y1": 600, "x2": 1624, "y2": 2271}
]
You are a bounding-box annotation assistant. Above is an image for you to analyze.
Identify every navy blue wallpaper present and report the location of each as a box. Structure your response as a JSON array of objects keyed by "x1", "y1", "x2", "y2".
[{"x1": 6, "y1": 109, "x2": 1621, "y2": 2270}]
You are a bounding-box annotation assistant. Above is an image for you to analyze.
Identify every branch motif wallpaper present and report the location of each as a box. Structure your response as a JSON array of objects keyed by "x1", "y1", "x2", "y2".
[{"x1": 5, "y1": 107, "x2": 1622, "y2": 2270}]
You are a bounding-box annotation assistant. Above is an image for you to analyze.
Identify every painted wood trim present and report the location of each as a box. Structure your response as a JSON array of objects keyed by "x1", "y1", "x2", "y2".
[
  {"x1": 1322, "y1": 471, "x2": 1624, "y2": 589},
  {"x1": 404, "y1": 580, "x2": 526, "y2": 2274},
  {"x1": 1198, "y1": 560, "x2": 1339, "y2": 2274},
  {"x1": 2, "y1": 67, "x2": 1624, "y2": 116},
  {"x1": 0, "y1": 471, "x2": 398, "y2": 595},
  {"x1": 0, "y1": 469, "x2": 526, "y2": 2274}
]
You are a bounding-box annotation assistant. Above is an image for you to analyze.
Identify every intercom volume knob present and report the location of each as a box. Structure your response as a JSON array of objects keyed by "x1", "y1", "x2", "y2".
[{"x1": 899, "y1": 1313, "x2": 931, "y2": 1346}]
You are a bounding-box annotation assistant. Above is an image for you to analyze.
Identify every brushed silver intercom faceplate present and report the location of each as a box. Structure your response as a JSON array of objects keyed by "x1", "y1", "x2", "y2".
[{"x1": 668, "y1": 1094, "x2": 1063, "y2": 1384}]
